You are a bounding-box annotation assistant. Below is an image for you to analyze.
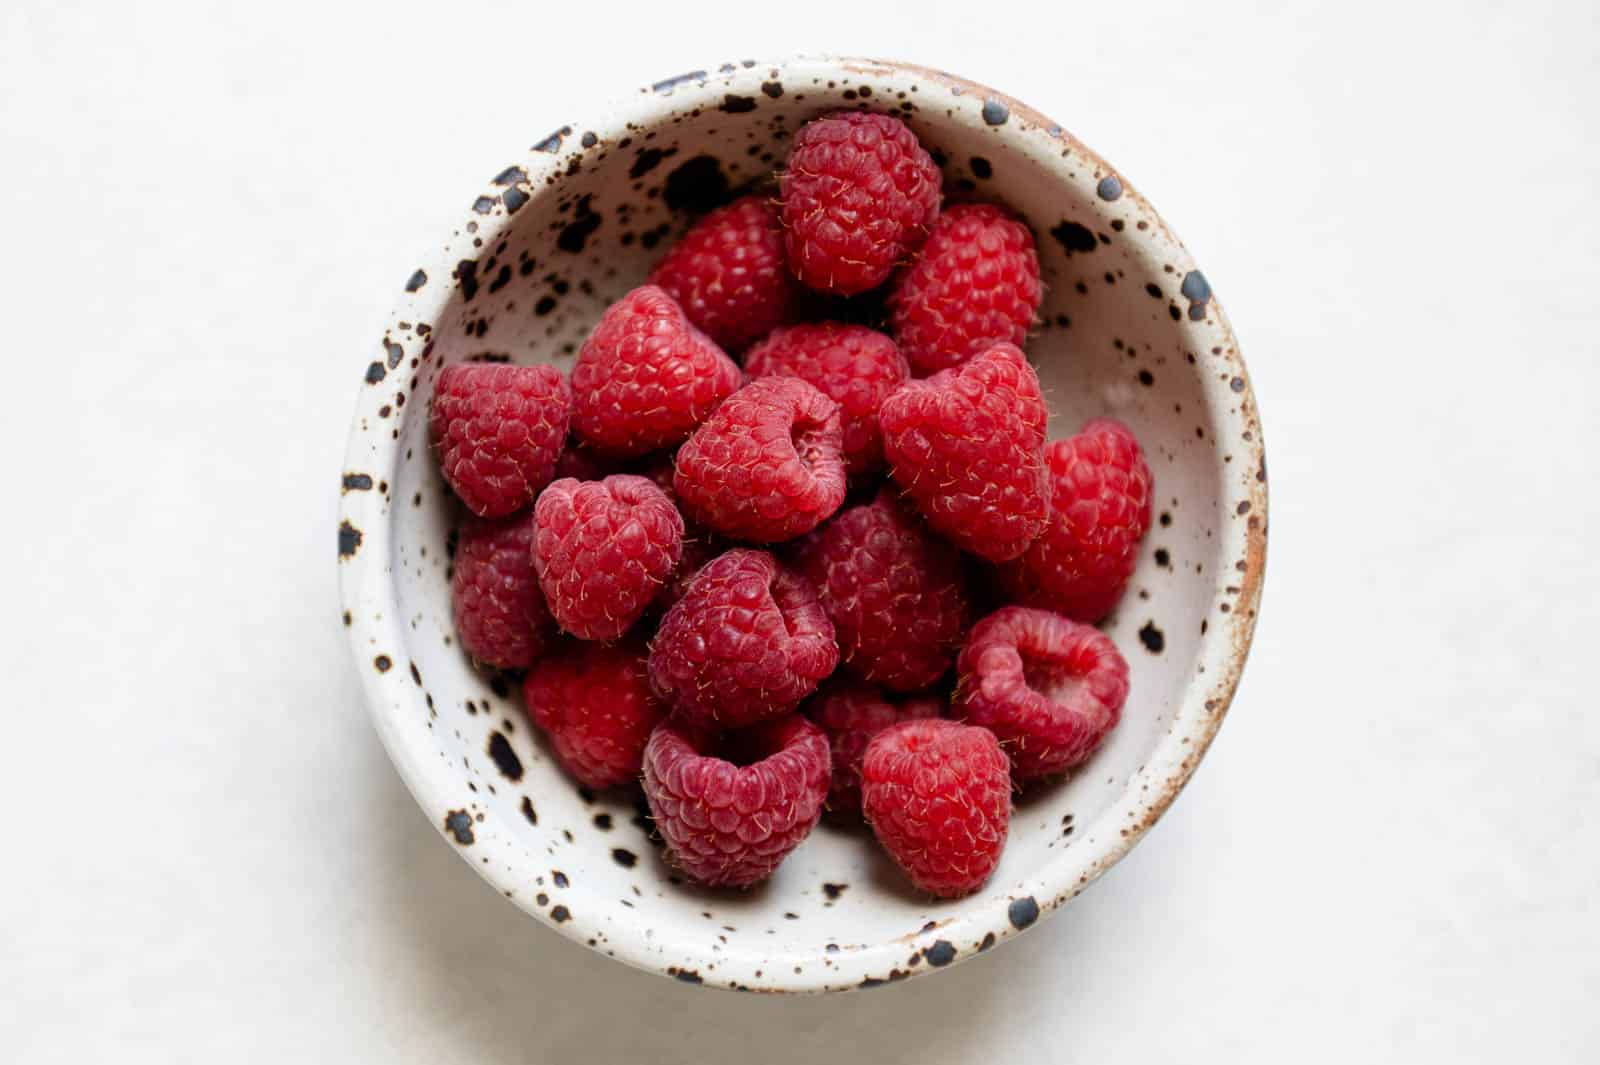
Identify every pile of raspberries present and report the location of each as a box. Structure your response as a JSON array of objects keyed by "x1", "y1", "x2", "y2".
[{"x1": 431, "y1": 111, "x2": 1153, "y2": 898}]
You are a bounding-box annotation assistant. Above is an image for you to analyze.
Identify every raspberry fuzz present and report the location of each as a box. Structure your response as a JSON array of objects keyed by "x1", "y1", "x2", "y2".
[
  {"x1": 861, "y1": 719, "x2": 1011, "y2": 898},
  {"x1": 649, "y1": 195, "x2": 797, "y2": 352},
  {"x1": 525, "y1": 640, "x2": 665, "y2": 789},
  {"x1": 879, "y1": 342, "x2": 1051, "y2": 561},
  {"x1": 648, "y1": 548, "x2": 839, "y2": 728},
  {"x1": 743, "y1": 322, "x2": 909, "y2": 475},
  {"x1": 780, "y1": 111, "x2": 942, "y2": 295},
  {"x1": 642, "y1": 715, "x2": 831, "y2": 888},
  {"x1": 954, "y1": 606, "x2": 1129, "y2": 780},
  {"x1": 672, "y1": 376, "x2": 847, "y2": 542},
  {"x1": 430, "y1": 362, "x2": 571, "y2": 518},
  {"x1": 532, "y1": 475, "x2": 684, "y2": 641}
]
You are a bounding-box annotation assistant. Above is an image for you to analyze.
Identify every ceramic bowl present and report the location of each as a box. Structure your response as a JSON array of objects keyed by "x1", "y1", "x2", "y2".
[{"x1": 338, "y1": 56, "x2": 1267, "y2": 992}]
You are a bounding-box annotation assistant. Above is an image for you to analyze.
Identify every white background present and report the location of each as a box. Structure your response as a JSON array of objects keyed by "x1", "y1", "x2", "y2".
[{"x1": 3, "y1": 1, "x2": 1597, "y2": 1061}]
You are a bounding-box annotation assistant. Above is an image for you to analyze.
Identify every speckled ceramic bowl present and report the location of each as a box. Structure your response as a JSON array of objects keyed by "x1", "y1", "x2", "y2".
[{"x1": 339, "y1": 56, "x2": 1266, "y2": 992}]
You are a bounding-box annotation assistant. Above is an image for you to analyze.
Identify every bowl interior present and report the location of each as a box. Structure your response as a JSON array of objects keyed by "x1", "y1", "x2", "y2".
[{"x1": 343, "y1": 58, "x2": 1264, "y2": 991}]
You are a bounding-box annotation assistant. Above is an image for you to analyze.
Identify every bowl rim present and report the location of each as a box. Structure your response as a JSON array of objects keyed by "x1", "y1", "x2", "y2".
[{"x1": 338, "y1": 54, "x2": 1268, "y2": 993}]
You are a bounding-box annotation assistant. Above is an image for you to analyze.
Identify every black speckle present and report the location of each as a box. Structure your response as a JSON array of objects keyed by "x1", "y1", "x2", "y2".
[
  {"x1": 612, "y1": 848, "x2": 637, "y2": 868},
  {"x1": 577, "y1": 786, "x2": 596, "y2": 804},
  {"x1": 664, "y1": 155, "x2": 729, "y2": 213},
  {"x1": 1050, "y1": 221, "x2": 1097, "y2": 255},
  {"x1": 520, "y1": 797, "x2": 538, "y2": 825},
  {"x1": 550, "y1": 905, "x2": 571, "y2": 923},
  {"x1": 580, "y1": 131, "x2": 598, "y2": 148},
  {"x1": 492, "y1": 165, "x2": 528, "y2": 186},
  {"x1": 404, "y1": 269, "x2": 427, "y2": 292},
  {"x1": 761, "y1": 81, "x2": 784, "y2": 99},
  {"x1": 1008, "y1": 896, "x2": 1040, "y2": 929},
  {"x1": 1154, "y1": 548, "x2": 1171, "y2": 567},
  {"x1": 338, "y1": 522, "x2": 362, "y2": 558},
  {"x1": 671, "y1": 967, "x2": 703, "y2": 983},
  {"x1": 1230, "y1": 376, "x2": 1246, "y2": 393},
  {"x1": 1181, "y1": 269, "x2": 1212, "y2": 304},
  {"x1": 783, "y1": 911, "x2": 799, "y2": 920},
  {"x1": 593, "y1": 813, "x2": 613, "y2": 830},
  {"x1": 981, "y1": 98, "x2": 1009, "y2": 125},
  {"x1": 1097, "y1": 175, "x2": 1123, "y2": 201},
  {"x1": 923, "y1": 940, "x2": 957, "y2": 966},
  {"x1": 719, "y1": 93, "x2": 758, "y2": 113},
  {"x1": 1138, "y1": 370, "x2": 1155, "y2": 387},
  {"x1": 533, "y1": 125, "x2": 572, "y2": 153},
  {"x1": 384, "y1": 339, "x2": 404, "y2": 369},
  {"x1": 979, "y1": 932, "x2": 996, "y2": 951},
  {"x1": 1159, "y1": 511, "x2": 1172, "y2": 527},
  {"x1": 535, "y1": 295, "x2": 558, "y2": 316},
  {"x1": 444, "y1": 810, "x2": 474, "y2": 845},
  {"x1": 503, "y1": 186, "x2": 529, "y2": 213},
  {"x1": 969, "y1": 156, "x2": 992, "y2": 179},
  {"x1": 364, "y1": 361, "x2": 386, "y2": 384},
  {"x1": 487, "y1": 264, "x2": 512, "y2": 294},
  {"x1": 822, "y1": 882, "x2": 848, "y2": 901},
  {"x1": 552, "y1": 870, "x2": 569, "y2": 888},
  {"x1": 652, "y1": 70, "x2": 707, "y2": 95},
  {"x1": 408, "y1": 662, "x2": 422, "y2": 686},
  {"x1": 472, "y1": 195, "x2": 496, "y2": 215},
  {"x1": 629, "y1": 145, "x2": 677, "y2": 178},
  {"x1": 342, "y1": 473, "x2": 373, "y2": 492},
  {"x1": 535, "y1": 892, "x2": 548, "y2": 906},
  {"x1": 373, "y1": 654, "x2": 391, "y2": 672},
  {"x1": 557, "y1": 195, "x2": 602, "y2": 253},
  {"x1": 1145, "y1": 283, "x2": 1163, "y2": 299},
  {"x1": 454, "y1": 259, "x2": 479, "y2": 300},
  {"x1": 487, "y1": 731, "x2": 523, "y2": 782},
  {"x1": 1138, "y1": 622, "x2": 1166, "y2": 654}
]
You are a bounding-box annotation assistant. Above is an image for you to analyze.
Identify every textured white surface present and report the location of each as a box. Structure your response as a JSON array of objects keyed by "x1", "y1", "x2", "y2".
[{"x1": 2, "y1": 1, "x2": 1596, "y2": 1061}]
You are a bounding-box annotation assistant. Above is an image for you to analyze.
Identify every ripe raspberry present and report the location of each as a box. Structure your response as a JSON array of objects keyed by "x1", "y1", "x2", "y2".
[
  {"x1": 649, "y1": 195, "x2": 797, "y2": 352},
  {"x1": 888, "y1": 203, "x2": 1043, "y2": 375},
  {"x1": 656, "y1": 529, "x2": 722, "y2": 615},
  {"x1": 794, "y1": 489, "x2": 970, "y2": 691},
  {"x1": 525, "y1": 639, "x2": 665, "y2": 789},
  {"x1": 642, "y1": 714, "x2": 831, "y2": 888},
  {"x1": 879, "y1": 342, "x2": 1050, "y2": 562},
  {"x1": 997, "y1": 419, "x2": 1154, "y2": 622},
  {"x1": 532, "y1": 475, "x2": 684, "y2": 641},
  {"x1": 861, "y1": 719, "x2": 1011, "y2": 898},
  {"x1": 780, "y1": 111, "x2": 942, "y2": 295},
  {"x1": 672, "y1": 377, "x2": 847, "y2": 542},
  {"x1": 570, "y1": 285, "x2": 743, "y2": 458},
  {"x1": 743, "y1": 322, "x2": 908, "y2": 475},
  {"x1": 551, "y1": 438, "x2": 612, "y2": 481},
  {"x1": 953, "y1": 606, "x2": 1129, "y2": 780},
  {"x1": 430, "y1": 362, "x2": 571, "y2": 518},
  {"x1": 805, "y1": 681, "x2": 942, "y2": 815},
  {"x1": 450, "y1": 511, "x2": 555, "y2": 669},
  {"x1": 648, "y1": 548, "x2": 839, "y2": 728}
]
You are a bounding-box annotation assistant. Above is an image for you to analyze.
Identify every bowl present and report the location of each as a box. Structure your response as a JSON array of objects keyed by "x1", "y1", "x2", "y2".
[{"x1": 338, "y1": 55, "x2": 1267, "y2": 992}]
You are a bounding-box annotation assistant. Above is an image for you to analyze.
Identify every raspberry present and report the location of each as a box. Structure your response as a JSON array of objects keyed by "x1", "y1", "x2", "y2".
[
  {"x1": 861, "y1": 719, "x2": 1011, "y2": 898},
  {"x1": 672, "y1": 377, "x2": 847, "y2": 542},
  {"x1": 743, "y1": 322, "x2": 908, "y2": 475},
  {"x1": 888, "y1": 203, "x2": 1042, "y2": 375},
  {"x1": 879, "y1": 342, "x2": 1050, "y2": 562},
  {"x1": 551, "y1": 438, "x2": 612, "y2": 481},
  {"x1": 997, "y1": 419, "x2": 1154, "y2": 622},
  {"x1": 570, "y1": 285, "x2": 743, "y2": 458},
  {"x1": 805, "y1": 680, "x2": 941, "y2": 815},
  {"x1": 780, "y1": 111, "x2": 942, "y2": 295},
  {"x1": 657, "y1": 530, "x2": 722, "y2": 615},
  {"x1": 953, "y1": 606, "x2": 1129, "y2": 780},
  {"x1": 649, "y1": 195, "x2": 797, "y2": 352},
  {"x1": 647, "y1": 548, "x2": 839, "y2": 727},
  {"x1": 642, "y1": 715, "x2": 831, "y2": 888},
  {"x1": 450, "y1": 511, "x2": 555, "y2": 669},
  {"x1": 430, "y1": 362, "x2": 571, "y2": 518},
  {"x1": 532, "y1": 475, "x2": 684, "y2": 641},
  {"x1": 794, "y1": 489, "x2": 970, "y2": 691},
  {"x1": 524, "y1": 639, "x2": 665, "y2": 789}
]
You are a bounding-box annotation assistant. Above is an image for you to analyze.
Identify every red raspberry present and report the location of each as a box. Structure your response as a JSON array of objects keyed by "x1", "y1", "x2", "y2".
[
  {"x1": 649, "y1": 195, "x2": 797, "y2": 352},
  {"x1": 743, "y1": 322, "x2": 908, "y2": 475},
  {"x1": 642, "y1": 714, "x2": 831, "y2": 888},
  {"x1": 551, "y1": 438, "x2": 612, "y2": 481},
  {"x1": 780, "y1": 111, "x2": 942, "y2": 295},
  {"x1": 861, "y1": 719, "x2": 1011, "y2": 898},
  {"x1": 672, "y1": 377, "x2": 847, "y2": 542},
  {"x1": 570, "y1": 285, "x2": 743, "y2": 458},
  {"x1": 532, "y1": 475, "x2": 684, "y2": 641},
  {"x1": 647, "y1": 548, "x2": 839, "y2": 728},
  {"x1": 953, "y1": 605, "x2": 1129, "y2": 780},
  {"x1": 450, "y1": 511, "x2": 555, "y2": 669},
  {"x1": 888, "y1": 203, "x2": 1042, "y2": 375},
  {"x1": 879, "y1": 342, "x2": 1050, "y2": 562},
  {"x1": 805, "y1": 680, "x2": 941, "y2": 815},
  {"x1": 657, "y1": 530, "x2": 722, "y2": 615},
  {"x1": 794, "y1": 489, "x2": 970, "y2": 691},
  {"x1": 997, "y1": 419, "x2": 1154, "y2": 622},
  {"x1": 525, "y1": 639, "x2": 666, "y2": 789},
  {"x1": 430, "y1": 362, "x2": 571, "y2": 518}
]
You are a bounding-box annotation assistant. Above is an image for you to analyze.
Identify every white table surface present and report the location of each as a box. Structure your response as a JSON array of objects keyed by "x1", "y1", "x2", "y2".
[{"x1": 4, "y1": 1, "x2": 1597, "y2": 1060}]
